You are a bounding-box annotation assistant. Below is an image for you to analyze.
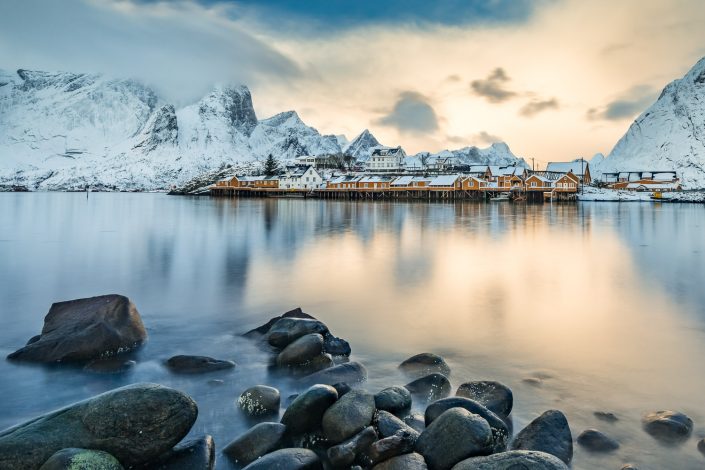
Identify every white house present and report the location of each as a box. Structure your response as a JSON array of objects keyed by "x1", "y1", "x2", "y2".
[
  {"x1": 369, "y1": 146, "x2": 407, "y2": 172},
  {"x1": 280, "y1": 165, "x2": 323, "y2": 190}
]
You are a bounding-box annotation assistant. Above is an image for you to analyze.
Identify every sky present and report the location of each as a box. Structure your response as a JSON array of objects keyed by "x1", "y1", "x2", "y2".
[{"x1": 1, "y1": 0, "x2": 705, "y2": 165}]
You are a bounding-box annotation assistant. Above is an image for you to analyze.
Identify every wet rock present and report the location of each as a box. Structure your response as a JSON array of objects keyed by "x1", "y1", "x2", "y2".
[
  {"x1": 451, "y1": 450, "x2": 569, "y2": 470},
  {"x1": 425, "y1": 397, "x2": 509, "y2": 453},
  {"x1": 620, "y1": 465, "x2": 639, "y2": 470},
  {"x1": 7, "y1": 294, "x2": 147, "y2": 363},
  {"x1": 332, "y1": 382, "x2": 351, "y2": 398},
  {"x1": 291, "y1": 353, "x2": 334, "y2": 376},
  {"x1": 699, "y1": 438, "x2": 705, "y2": 456},
  {"x1": 39, "y1": 448, "x2": 123, "y2": 470},
  {"x1": 83, "y1": 357, "x2": 136, "y2": 374},
  {"x1": 322, "y1": 389, "x2": 376, "y2": 443},
  {"x1": 148, "y1": 435, "x2": 215, "y2": 470},
  {"x1": 415, "y1": 408, "x2": 493, "y2": 470},
  {"x1": 299, "y1": 362, "x2": 368, "y2": 387},
  {"x1": 576, "y1": 429, "x2": 619, "y2": 452},
  {"x1": 277, "y1": 333, "x2": 325, "y2": 367},
  {"x1": 511, "y1": 410, "x2": 573, "y2": 465},
  {"x1": 522, "y1": 377, "x2": 542, "y2": 387},
  {"x1": 370, "y1": 429, "x2": 417, "y2": 464},
  {"x1": 327, "y1": 426, "x2": 378, "y2": 468},
  {"x1": 243, "y1": 307, "x2": 315, "y2": 337},
  {"x1": 281, "y1": 384, "x2": 338, "y2": 435},
  {"x1": 238, "y1": 385, "x2": 281, "y2": 417},
  {"x1": 267, "y1": 318, "x2": 329, "y2": 349},
  {"x1": 372, "y1": 452, "x2": 427, "y2": 470},
  {"x1": 456, "y1": 381, "x2": 513, "y2": 417},
  {"x1": 405, "y1": 374, "x2": 451, "y2": 401},
  {"x1": 0, "y1": 383, "x2": 198, "y2": 469},
  {"x1": 375, "y1": 386, "x2": 412, "y2": 415},
  {"x1": 404, "y1": 414, "x2": 426, "y2": 433},
  {"x1": 593, "y1": 411, "x2": 618, "y2": 422},
  {"x1": 324, "y1": 335, "x2": 352, "y2": 356},
  {"x1": 165, "y1": 355, "x2": 235, "y2": 374},
  {"x1": 223, "y1": 422, "x2": 286, "y2": 466},
  {"x1": 241, "y1": 448, "x2": 321, "y2": 469},
  {"x1": 399, "y1": 353, "x2": 451, "y2": 379},
  {"x1": 642, "y1": 410, "x2": 693, "y2": 443},
  {"x1": 376, "y1": 411, "x2": 420, "y2": 439}
]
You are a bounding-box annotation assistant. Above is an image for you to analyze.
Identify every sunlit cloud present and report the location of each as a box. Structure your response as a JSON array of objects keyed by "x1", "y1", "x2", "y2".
[
  {"x1": 374, "y1": 91, "x2": 439, "y2": 134},
  {"x1": 470, "y1": 68, "x2": 517, "y2": 103},
  {"x1": 520, "y1": 98, "x2": 560, "y2": 117}
]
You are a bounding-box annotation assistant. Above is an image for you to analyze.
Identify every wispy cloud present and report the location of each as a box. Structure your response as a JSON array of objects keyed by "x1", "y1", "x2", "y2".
[
  {"x1": 470, "y1": 68, "x2": 516, "y2": 103},
  {"x1": 374, "y1": 91, "x2": 439, "y2": 134},
  {"x1": 520, "y1": 98, "x2": 559, "y2": 117},
  {"x1": 587, "y1": 85, "x2": 657, "y2": 121}
]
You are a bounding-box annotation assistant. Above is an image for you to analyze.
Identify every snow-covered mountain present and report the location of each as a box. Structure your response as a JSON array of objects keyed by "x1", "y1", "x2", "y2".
[
  {"x1": 408, "y1": 142, "x2": 528, "y2": 169},
  {"x1": 595, "y1": 57, "x2": 705, "y2": 188},
  {"x1": 344, "y1": 129, "x2": 381, "y2": 160}
]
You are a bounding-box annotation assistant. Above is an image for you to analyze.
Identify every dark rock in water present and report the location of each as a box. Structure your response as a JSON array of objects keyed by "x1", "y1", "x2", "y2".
[
  {"x1": 0, "y1": 383, "x2": 198, "y2": 469},
  {"x1": 372, "y1": 452, "x2": 427, "y2": 470},
  {"x1": 276, "y1": 333, "x2": 325, "y2": 367},
  {"x1": 415, "y1": 408, "x2": 493, "y2": 470},
  {"x1": 405, "y1": 373, "x2": 451, "y2": 401},
  {"x1": 642, "y1": 410, "x2": 693, "y2": 444},
  {"x1": 455, "y1": 381, "x2": 513, "y2": 417},
  {"x1": 333, "y1": 382, "x2": 351, "y2": 398},
  {"x1": 324, "y1": 335, "x2": 352, "y2": 356},
  {"x1": 223, "y1": 422, "x2": 286, "y2": 466},
  {"x1": 451, "y1": 450, "x2": 569, "y2": 470},
  {"x1": 699, "y1": 438, "x2": 705, "y2": 456},
  {"x1": 576, "y1": 429, "x2": 619, "y2": 452},
  {"x1": 291, "y1": 353, "x2": 334, "y2": 376},
  {"x1": 425, "y1": 397, "x2": 509, "y2": 453},
  {"x1": 27, "y1": 334, "x2": 42, "y2": 345},
  {"x1": 327, "y1": 426, "x2": 377, "y2": 468},
  {"x1": 148, "y1": 435, "x2": 215, "y2": 470},
  {"x1": 267, "y1": 318, "x2": 329, "y2": 349},
  {"x1": 375, "y1": 386, "x2": 412, "y2": 415},
  {"x1": 7, "y1": 294, "x2": 147, "y2": 363},
  {"x1": 620, "y1": 465, "x2": 639, "y2": 470},
  {"x1": 243, "y1": 307, "x2": 315, "y2": 337},
  {"x1": 522, "y1": 377, "x2": 542, "y2": 387},
  {"x1": 511, "y1": 410, "x2": 573, "y2": 465},
  {"x1": 404, "y1": 414, "x2": 426, "y2": 434},
  {"x1": 322, "y1": 389, "x2": 376, "y2": 443},
  {"x1": 238, "y1": 385, "x2": 281, "y2": 417},
  {"x1": 594, "y1": 411, "x2": 618, "y2": 422},
  {"x1": 376, "y1": 411, "x2": 420, "y2": 439},
  {"x1": 38, "y1": 448, "x2": 123, "y2": 470},
  {"x1": 370, "y1": 429, "x2": 417, "y2": 464},
  {"x1": 165, "y1": 355, "x2": 235, "y2": 374},
  {"x1": 299, "y1": 362, "x2": 368, "y2": 387},
  {"x1": 399, "y1": 353, "x2": 451, "y2": 379},
  {"x1": 241, "y1": 448, "x2": 321, "y2": 469},
  {"x1": 281, "y1": 384, "x2": 338, "y2": 435},
  {"x1": 83, "y1": 357, "x2": 136, "y2": 374}
]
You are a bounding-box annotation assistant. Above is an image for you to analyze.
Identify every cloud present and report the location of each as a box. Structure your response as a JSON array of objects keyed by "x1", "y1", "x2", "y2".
[
  {"x1": 519, "y1": 98, "x2": 559, "y2": 117},
  {"x1": 587, "y1": 85, "x2": 657, "y2": 121},
  {"x1": 475, "y1": 131, "x2": 503, "y2": 144},
  {"x1": 447, "y1": 131, "x2": 502, "y2": 146},
  {"x1": 374, "y1": 91, "x2": 439, "y2": 134},
  {"x1": 470, "y1": 68, "x2": 517, "y2": 103}
]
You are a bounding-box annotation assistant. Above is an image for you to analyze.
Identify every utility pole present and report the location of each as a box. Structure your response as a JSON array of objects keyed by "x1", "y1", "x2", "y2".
[
  {"x1": 531, "y1": 157, "x2": 535, "y2": 172},
  {"x1": 581, "y1": 157, "x2": 584, "y2": 194}
]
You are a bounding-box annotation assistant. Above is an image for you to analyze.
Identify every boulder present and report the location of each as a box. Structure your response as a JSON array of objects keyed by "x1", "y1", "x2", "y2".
[
  {"x1": 291, "y1": 353, "x2": 334, "y2": 376},
  {"x1": 267, "y1": 318, "x2": 329, "y2": 349},
  {"x1": 404, "y1": 414, "x2": 426, "y2": 434},
  {"x1": 399, "y1": 353, "x2": 451, "y2": 379},
  {"x1": 324, "y1": 335, "x2": 352, "y2": 356},
  {"x1": 620, "y1": 465, "x2": 639, "y2": 470},
  {"x1": 415, "y1": 408, "x2": 493, "y2": 470},
  {"x1": 376, "y1": 411, "x2": 420, "y2": 439},
  {"x1": 241, "y1": 448, "x2": 322, "y2": 470},
  {"x1": 405, "y1": 374, "x2": 451, "y2": 401},
  {"x1": 276, "y1": 334, "x2": 325, "y2": 367},
  {"x1": 165, "y1": 355, "x2": 235, "y2": 374},
  {"x1": 425, "y1": 397, "x2": 509, "y2": 452},
  {"x1": 698, "y1": 438, "x2": 705, "y2": 456},
  {"x1": 372, "y1": 452, "x2": 428, "y2": 470},
  {"x1": 238, "y1": 385, "x2": 281, "y2": 417},
  {"x1": 243, "y1": 308, "x2": 314, "y2": 337},
  {"x1": 642, "y1": 410, "x2": 693, "y2": 443},
  {"x1": 370, "y1": 429, "x2": 417, "y2": 464},
  {"x1": 322, "y1": 390, "x2": 376, "y2": 443},
  {"x1": 223, "y1": 422, "x2": 286, "y2": 466},
  {"x1": 511, "y1": 410, "x2": 572, "y2": 465},
  {"x1": 450, "y1": 450, "x2": 569, "y2": 470},
  {"x1": 280, "y1": 384, "x2": 338, "y2": 435},
  {"x1": 39, "y1": 448, "x2": 123, "y2": 470},
  {"x1": 148, "y1": 435, "x2": 215, "y2": 470},
  {"x1": 576, "y1": 429, "x2": 619, "y2": 452},
  {"x1": 332, "y1": 382, "x2": 351, "y2": 398},
  {"x1": 0, "y1": 383, "x2": 197, "y2": 470},
  {"x1": 455, "y1": 381, "x2": 513, "y2": 417},
  {"x1": 375, "y1": 386, "x2": 412, "y2": 415},
  {"x1": 593, "y1": 411, "x2": 618, "y2": 422},
  {"x1": 327, "y1": 426, "x2": 378, "y2": 468},
  {"x1": 299, "y1": 362, "x2": 368, "y2": 387},
  {"x1": 7, "y1": 294, "x2": 147, "y2": 363}
]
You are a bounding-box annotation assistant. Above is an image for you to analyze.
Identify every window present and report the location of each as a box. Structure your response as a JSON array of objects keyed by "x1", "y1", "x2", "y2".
[{"x1": 531, "y1": 182, "x2": 536, "y2": 187}]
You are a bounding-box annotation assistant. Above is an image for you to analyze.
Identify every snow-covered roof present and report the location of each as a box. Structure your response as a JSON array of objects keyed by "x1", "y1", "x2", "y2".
[
  {"x1": 429, "y1": 174, "x2": 460, "y2": 186},
  {"x1": 546, "y1": 160, "x2": 589, "y2": 176},
  {"x1": 468, "y1": 165, "x2": 490, "y2": 173},
  {"x1": 391, "y1": 176, "x2": 414, "y2": 186},
  {"x1": 626, "y1": 181, "x2": 679, "y2": 190},
  {"x1": 359, "y1": 176, "x2": 392, "y2": 183},
  {"x1": 412, "y1": 176, "x2": 433, "y2": 182},
  {"x1": 528, "y1": 175, "x2": 551, "y2": 183}
]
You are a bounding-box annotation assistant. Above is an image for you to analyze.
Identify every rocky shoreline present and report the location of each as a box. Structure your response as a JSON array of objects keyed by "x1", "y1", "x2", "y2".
[{"x1": 1, "y1": 296, "x2": 702, "y2": 469}]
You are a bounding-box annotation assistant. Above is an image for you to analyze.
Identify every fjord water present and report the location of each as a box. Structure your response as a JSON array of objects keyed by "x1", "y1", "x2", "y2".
[{"x1": 1, "y1": 193, "x2": 704, "y2": 469}]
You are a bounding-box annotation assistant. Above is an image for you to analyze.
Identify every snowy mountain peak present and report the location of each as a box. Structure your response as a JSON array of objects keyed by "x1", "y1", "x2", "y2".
[
  {"x1": 133, "y1": 104, "x2": 178, "y2": 152},
  {"x1": 259, "y1": 110, "x2": 304, "y2": 128},
  {"x1": 344, "y1": 129, "x2": 382, "y2": 160},
  {"x1": 198, "y1": 85, "x2": 258, "y2": 136}
]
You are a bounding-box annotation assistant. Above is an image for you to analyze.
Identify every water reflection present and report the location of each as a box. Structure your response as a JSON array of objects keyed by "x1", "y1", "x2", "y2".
[{"x1": 0, "y1": 194, "x2": 704, "y2": 469}]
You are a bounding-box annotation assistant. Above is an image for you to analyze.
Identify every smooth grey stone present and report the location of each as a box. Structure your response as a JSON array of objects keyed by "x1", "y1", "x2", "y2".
[
  {"x1": 332, "y1": 382, "x2": 351, "y2": 398},
  {"x1": 620, "y1": 465, "x2": 639, "y2": 470},
  {"x1": 399, "y1": 353, "x2": 451, "y2": 379},
  {"x1": 375, "y1": 386, "x2": 412, "y2": 415},
  {"x1": 376, "y1": 411, "x2": 420, "y2": 439},
  {"x1": 450, "y1": 450, "x2": 569, "y2": 470},
  {"x1": 8, "y1": 294, "x2": 147, "y2": 363},
  {"x1": 699, "y1": 438, "x2": 705, "y2": 456},
  {"x1": 425, "y1": 397, "x2": 509, "y2": 453},
  {"x1": 299, "y1": 362, "x2": 367, "y2": 387},
  {"x1": 322, "y1": 390, "x2": 376, "y2": 443},
  {"x1": 241, "y1": 448, "x2": 322, "y2": 470},
  {"x1": 372, "y1": 452, "x2": 428, "y2": 470},
  {"x1": 243, "y1": 308, "x2": 314, "y2": 337},
  {"x1": 267, "y1": 318, "x2": 328, "y2": 349},
  {"x1": 324, "y1": 335, "x2": 352, "y2": 356},
  {"x1": 576, "y1": 429, "x2": 619, "y2": 452},
  {"x1": 642, "y1": 410, "x2": 693, "y2": 443},
  {"x1": 281, "y1": 384, "x2": 338, "y2": 435},
  {"x1": 0, "y1": 383, "x2": 197, "y2": 469},
  {"x1": 405, "y1": 374, "x2": 451, "y2": 401},
  {"x1": 370, "y1": 429, "x2": 417, "y2": 464},
  {"x1": 404, "y1": 414, "x2": 426, "y2": 433},
  {"x1": 165, "y1": 355, "x2": 235, "y2": 374},
  {"x1": 327, "y1": 426, "x2": 377, "y2": 468},
  {"x1": 39, "y1": 448, "x2": 123, "y2": 470},
  {"x1": 238, "y1": 385, "x2": 281, "y2": 416},
  {"x1": 223, "y1": 422, "x2": 286, "y2": 466},
  {"x1": 277, "y1": 333, "x2": 324, "y2": 367},
  {"x1": 511, "y1": 410, "x2": 573, "y2": 465},
  {"x1": 291, "y1": 353, "x2": 334, "y2": 376},
  {"x1": 148, "y1": 435, "x2": 215, "y2": 470},
  {"x1": 415, "y1": 408, "x2": 493, "y2": 470},
  {"x1": 456, "y1": 381, "x2": 513, "y2": 417},
  {"x1": 593, "y1": 411, "x2": 618, "y2": 422}
]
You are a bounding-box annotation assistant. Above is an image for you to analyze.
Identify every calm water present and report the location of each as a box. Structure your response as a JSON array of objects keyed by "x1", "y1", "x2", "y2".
[{"x1": 1, "y1": 193, "x2": 704, "y2": 469}]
